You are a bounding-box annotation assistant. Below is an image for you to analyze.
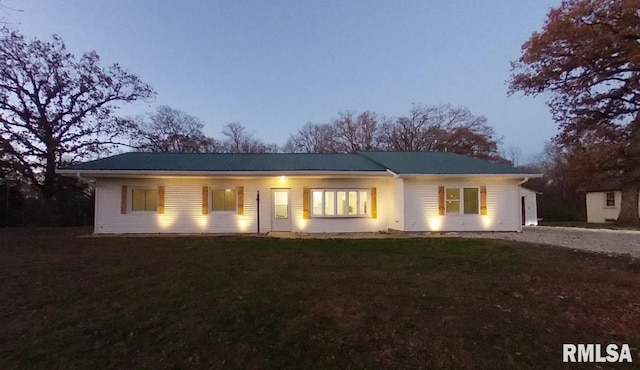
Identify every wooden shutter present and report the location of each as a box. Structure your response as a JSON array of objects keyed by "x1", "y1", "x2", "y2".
[
  {"x1": 302, "y1": 187, "x2": 310, "y2": 219},
  {"x1": 237, "y1": 186, "x2": 244, "y2": 215},
  {"x1": 202, "y1": 186, "x2": 209, "y2": 215},
  {"x1": 480, "y1": 185, "x2": 487, "y2": 215},
  {"x1": 438, "y1": 186, "x2": 445, "y2": 216},
  {"x1": 371, "y1": 187, "x2": 377, "y2": 219},
  {"x1": 121, "y1": 185, "x2": 128, "y2": 214},
  {"x1": 157, "y1": 186, "x2": 165, "y2": 214}
]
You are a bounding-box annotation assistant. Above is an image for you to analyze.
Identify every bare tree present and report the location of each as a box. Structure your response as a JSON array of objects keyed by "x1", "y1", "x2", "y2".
[
  {"x1": 502, "y1": 146, "x2": 523, "y2": 166},
  {"x1": 221, "y1": 122, "x2": 276, "y2": 153},
  {"x1": 379, "y1": 105, "x2": 440, "y2": 151},
  {"x1": 379, "y1": 104, "x2": 504, "y2": 161},
  {"x1": 284, "y1": 122, "x2": 335, "y2": 153},
  {"x1": 132, "y1": 106, "x2": 220, "y2": 153},
  {"x1": 0, "y1": 28, "x2": 154, "y2": 200},
  {"x1": 0, "y1": 2, "x2": 23, "y2": 25},
  {"x1": 330, "y1": 111, "x2": 381, "y2": 153}
]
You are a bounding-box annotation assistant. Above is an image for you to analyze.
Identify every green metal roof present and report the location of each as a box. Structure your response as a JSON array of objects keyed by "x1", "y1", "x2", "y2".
[
  {"x1": 62, "y1": 152, "x2": 386, "y2": 172},
  {"x1": 358, "y1": 151, "x2": 531, "y2": 175},
  {"x1": 60, "y1": 151, "x2": 534, "y2": 176}
]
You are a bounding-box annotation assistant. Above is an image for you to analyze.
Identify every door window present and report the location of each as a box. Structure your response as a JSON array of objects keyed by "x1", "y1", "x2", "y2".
[{"x1": 274, "y1": 191, "x2": 288, "y2": 219}]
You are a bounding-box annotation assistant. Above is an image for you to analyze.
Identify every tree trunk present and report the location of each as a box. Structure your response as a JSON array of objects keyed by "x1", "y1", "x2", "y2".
[
  {"x1": 617, "y1": 183, "x2": 640, "y2": 226},
  {"x1": 39, "y1": 128, "x2": 58, "y2": 225},
  {"x1": 616, "y1": 113, "x2": 640, "y2": 225}
]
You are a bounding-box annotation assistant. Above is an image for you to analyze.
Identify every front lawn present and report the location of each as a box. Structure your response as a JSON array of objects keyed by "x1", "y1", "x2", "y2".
[{"x1": 1, "y1": 228, "x2": 638, "y2": 368}]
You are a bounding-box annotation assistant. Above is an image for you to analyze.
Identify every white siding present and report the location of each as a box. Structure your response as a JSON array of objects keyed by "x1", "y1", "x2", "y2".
[
  {"x1": 94, "y1": 176, "x2": 391, "y2": 234},
  {"x1": 586, "y1": 191, "x2": 625, "y2": 223},
  {"x1": 389, "y1": 178, "x2": 405, "y2": 231},
  {"x1": 402, "y1": 178, "x2": 522, "y2": 232},
  {"x1": 520, "y1": 187, "x2": 539, "y2": 226},
  {"x1": 94, "y1": 175, "x2": 529, "y2": 234}
]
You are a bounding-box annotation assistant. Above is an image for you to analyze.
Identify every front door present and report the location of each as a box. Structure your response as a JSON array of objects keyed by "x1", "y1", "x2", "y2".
[{"x1": 271, "y1": 189, "x2": 291, "y2": 232}]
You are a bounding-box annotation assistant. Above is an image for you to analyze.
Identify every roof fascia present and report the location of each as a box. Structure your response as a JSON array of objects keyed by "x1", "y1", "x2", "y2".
[
  {"x1": 56, "y1": 169, "x2": 392, "y2": 179},
  {"x1": 395, "y1": 173, "x2": 543, "y2": 179}
]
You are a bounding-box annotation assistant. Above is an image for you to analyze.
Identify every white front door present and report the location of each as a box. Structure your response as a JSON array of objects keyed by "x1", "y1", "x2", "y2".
[{"x1": 271, "y1": 189, "x2": 291, "y2": 232}]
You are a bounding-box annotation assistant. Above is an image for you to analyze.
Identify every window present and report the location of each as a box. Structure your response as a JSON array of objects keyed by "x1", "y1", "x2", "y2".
[
  {"x1": 212, "y1": 188, "x2": 236, "y2": 211},
  {"x1": 311, "y1": 189, "x2": 369, "y2": 217},
  {"x1": 324, "y1": 191, "x2": 335, "y2": 216},
  {"x1": 463, "y1": 188, "x2": 479, "y2": 214},
  {"x1": 445, "y1": 188, "x2": 460, "y2": 213},
  {"x1": 273, "y1": 190, "x2": 288, "y2": 219},
  {"x1": 446, "y1": 187, "x2": 479, "y2": 215},
  {"x1": 606, "y1": 192, "x2": 616, "y2": 207},
  {"x1": 132, "y1": 188, "x2": 157, "y2": 212}
]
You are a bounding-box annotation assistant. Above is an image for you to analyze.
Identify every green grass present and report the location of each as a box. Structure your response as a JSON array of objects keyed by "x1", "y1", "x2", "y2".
[{"x1": 1, "y1": 228, "x2": 639, "y2": 369}]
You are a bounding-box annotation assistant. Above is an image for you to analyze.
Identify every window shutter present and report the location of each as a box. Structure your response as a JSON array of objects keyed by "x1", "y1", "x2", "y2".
[
  {"x1": 480, "y1": 185, "x2": 487, "y2": 215},
  {"x1": 303, "y1": 187, "x2": 310, "y2": 219},
  {"x1": 438, "y1": 186, "x2": 445, "y2": 216},
  {"x1": 371, "y1": 187, "x2": 377, "y2": 219},
  {"x1": 202, "y1": 186, "x2": 209, "y2": 215},
  {"x1": 157, "y1": 186, "x2": 165, "y2": 214},
  {"x1": 121, "y1": 185, "x2": 128, "y2": 214},
  {"x1": 237, "y1": 186, "x2": 244, "y2": 215}
]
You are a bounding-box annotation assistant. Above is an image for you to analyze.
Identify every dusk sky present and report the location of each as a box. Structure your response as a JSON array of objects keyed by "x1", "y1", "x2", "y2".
[{"x1": 10, "y1": 0, "x2": 560, "y2": 162}]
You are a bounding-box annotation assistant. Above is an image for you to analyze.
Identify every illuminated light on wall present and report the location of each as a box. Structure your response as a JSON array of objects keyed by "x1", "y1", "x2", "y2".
[
  {"x1": 236, "y1": 217, "x2": 249, "y2": 231},
  {"x1": 279, "y1": 176, "x2": 286, "y2": 184},
  {"x1": 296, "y1": 219, "x2": 308, "y2": 232},
  {"x1": 481, "y1": 214, "x2": 494, "y2": 229},
  {"x1": 156, "y1": 213, "x2": 177, "y2": 230},
  {"x1": 427, "y1": 213, "x2": 443, "y2": 231},
  {"x1": 193, "y1": 214, "x2": 209, "y2": 230}
]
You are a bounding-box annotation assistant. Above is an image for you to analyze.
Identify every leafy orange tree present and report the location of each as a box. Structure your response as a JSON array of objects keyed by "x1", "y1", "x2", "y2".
[{"x1": 510, "y1": 0, "x2": 640, "y2": 224}]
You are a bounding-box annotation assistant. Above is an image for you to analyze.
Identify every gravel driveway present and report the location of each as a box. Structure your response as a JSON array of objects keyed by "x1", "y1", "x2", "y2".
[{"x1": 463, "y1": 226, "x2": 640, "y2": 258}]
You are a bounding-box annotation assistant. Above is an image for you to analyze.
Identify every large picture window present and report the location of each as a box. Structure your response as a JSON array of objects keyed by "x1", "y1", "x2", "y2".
[
  {"x1": 132, "y1": 188, "x2": 157, "y2": 212},
  {"x1": 212, "y1": 188, "x2": 236, "y2": 212},
  {"x1": 446, "y1": 187, "x2": 479, "y2": 215},
  {"x1": 311, "y1": 189, "x2": 368, "y2": 217}
]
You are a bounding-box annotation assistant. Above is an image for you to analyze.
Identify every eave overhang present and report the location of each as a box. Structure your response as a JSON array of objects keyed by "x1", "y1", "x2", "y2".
[
  {"x1": 58, "y1": 168, "x2": 542, "y2": 181},
  {"x1": 56, "y1": 169, "x2": 391, "y2": 179},
  {"x1": 393, "y1": 173, "x2": 543, "y2": 179}
]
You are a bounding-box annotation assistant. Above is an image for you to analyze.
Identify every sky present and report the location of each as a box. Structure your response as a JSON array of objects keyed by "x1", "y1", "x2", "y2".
[{"x1": 7, "y1": 0, "x2": 560, "y2": 163}]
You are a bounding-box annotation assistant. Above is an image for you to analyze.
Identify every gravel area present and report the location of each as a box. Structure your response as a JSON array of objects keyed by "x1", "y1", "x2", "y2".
[{"x1": 461, "y1": 226, "x2": 640, "y2": 258}]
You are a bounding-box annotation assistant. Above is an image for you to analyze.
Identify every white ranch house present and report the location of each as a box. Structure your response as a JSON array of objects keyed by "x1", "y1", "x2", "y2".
[{"x1": 58, "y1": 151, "x2": 541, "y2": 234}]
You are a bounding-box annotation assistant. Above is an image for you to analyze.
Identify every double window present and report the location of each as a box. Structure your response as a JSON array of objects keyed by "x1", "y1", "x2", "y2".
[
  {"x1": 212, "y1": 188, "x2": 237, "y2": 212},
  {"x1": 311, "y1": 189, "x2": 369, "y2": 217},
  {"x1": 445, "y1": 187, "x2": 479, "y2": 214},
  {"x1": 132, "y1": 188, "x2": 158, "y2": 212}
]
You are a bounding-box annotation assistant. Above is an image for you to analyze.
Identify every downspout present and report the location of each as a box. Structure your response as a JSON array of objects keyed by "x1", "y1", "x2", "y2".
[
  {"x1": 256, "y1": 190, "x2": 260, "y2": 234},
  {"x1": 517, "y1": 177, "x2": 529, "y2": 186}
]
